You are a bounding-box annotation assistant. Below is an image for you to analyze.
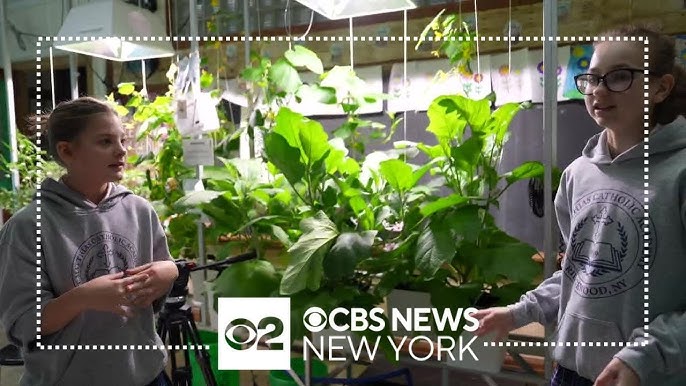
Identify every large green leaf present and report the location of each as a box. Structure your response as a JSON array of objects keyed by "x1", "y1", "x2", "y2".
[
  {"x1": 202, "y1": 165, "x2": 232, "y2": 181},
  {"x1": 460, "y1": 240, "x2": 539, "y2": 283},
  {"x1": 241, "y1": 67, "x2": 264, "y2": 82},
  {"x1": 264, "y1": 132, "x2": 306, "y2": 185},
  {"x1": 450, "y1": 135, "x2": 483, "y2": 172},
  {"x1": 210, "y1": 260, "x2": 281, "y2": 310},
  {"x1": 444, "y1": 95, "x2": 492, "y2": 133},
  {"x1": 503, "y1": 161, "x2": 545, "y2": 185},
  {"x1": 269, "y1": 58, "x2": 302, "y2": 94},
  {"x1": 417, "y1": 143, "x2": 444, "y2": 159},
  {"x1": 296, "y1": 84, "x2": 337, "y2": 104},
  {"x1": 271, "y1": 225, "x2": 293, "y2": 249},
  {"x1": 299, "y1": 120, "x2": 331, "y2": 164},
  {"x1": 284, "y1": 45, "x2": 324, "y2": 74},
  {"x1": 420, "y1": 193, "x2": 468, "y2": 217},
  {"x1": 427, "y1": 96, "x2": 467, "y2": 144},
  {"x1": 174, "y1": 190, "x2": 222, "y2": 208},
  {"x1": 273, "y1": 107, "x2": 303, "y2": 148},
  {"x1": 415, "y1": 221, "x2": 456, "y2": 278},
  {"x1": 323, "y1": 231, "x2": 377, "y2": 281},
  {"x1": 488, "y1": 102, "x2": 524, "y2": 142},
  {"x1": 118, "y1": 82, "x2": 135, "y2": 95},
  {"x1": 427, "y1": 95, "x2": 491, "y2": 143},
  {"x1": 446, "y1": 205, "x2": 483, "y2": 243},
  {"x1": 280, "y1": 212, "x2": 339, "y2": 294},
  {"x1": 324, "y1": 147, "x2": 346, "y2": 174},
  {"x1": 379, "y1": 159, "x2": 413, "y2": 192},
  {"x1": 199, "y1": 194, "x2": 244, "y2": 234}
]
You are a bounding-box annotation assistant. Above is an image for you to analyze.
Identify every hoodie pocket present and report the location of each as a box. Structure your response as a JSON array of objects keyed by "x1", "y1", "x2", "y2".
[{"x1": 551, "y1": 312, "x2": 625, "y2": 381}]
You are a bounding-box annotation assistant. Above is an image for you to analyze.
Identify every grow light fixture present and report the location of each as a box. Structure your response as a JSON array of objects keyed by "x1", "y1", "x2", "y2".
[
  {"x1": 54, "y1": 0, "x2": 174, "y2": 61},
  {"x1": 293, "y1": 0, "x2": 417, "y2": 20}
]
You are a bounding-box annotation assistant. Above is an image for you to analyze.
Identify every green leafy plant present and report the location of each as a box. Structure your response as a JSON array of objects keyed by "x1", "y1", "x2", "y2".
[
  {"x1": 110, "y1": 63, "x2": 237, "y2": 260},
  {"x1": 417, "y1": 9, "x2": 478, "y2": 75},
  {"x1": 0, "y1": 132, "x2": 63, "y2": 214},
  {"x1": 362, "y1": 95, "x2": 545, "y2": 340}
]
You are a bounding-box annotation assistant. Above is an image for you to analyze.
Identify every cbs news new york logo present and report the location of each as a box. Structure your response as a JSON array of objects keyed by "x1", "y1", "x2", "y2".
[{"x1": 218, "y1": 298, "x2": 481, "y2": 370}]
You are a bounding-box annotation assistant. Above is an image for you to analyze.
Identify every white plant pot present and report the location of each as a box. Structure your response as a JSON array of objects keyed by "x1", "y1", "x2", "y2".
[
  {"x1": 386, "y1": 288, "x2": 507, "y2": 374},
  {"x1": 386, "y1": 288, "x2": 436, "y2": 338},
  {"x1": 443, "y1": 329, "x2": 507, "y2": 374}
]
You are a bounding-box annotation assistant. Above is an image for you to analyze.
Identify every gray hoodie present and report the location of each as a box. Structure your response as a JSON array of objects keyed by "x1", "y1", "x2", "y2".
[
  {"x1": 509, "y1": 116, "x2": 686, "y2": 385},
  {"x1": 0, "y1": 178, "x2": 171, "y2": 386}
]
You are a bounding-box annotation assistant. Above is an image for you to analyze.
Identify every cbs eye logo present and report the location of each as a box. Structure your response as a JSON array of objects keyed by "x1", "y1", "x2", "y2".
[
  {"x1": 303, "y1": 307, "x2": 327, "y2": 332},
  {"x1": 217, "y1": 297, "x2": 291, "y2": 371},
  {"x1": 225, "y1": 316, "x2": 284, "y2": 350}
]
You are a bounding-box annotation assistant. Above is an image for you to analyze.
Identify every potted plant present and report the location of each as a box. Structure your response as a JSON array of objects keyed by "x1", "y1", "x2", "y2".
[{"x1": 361, "y1": 94, "x2": 545, "y2": 372}]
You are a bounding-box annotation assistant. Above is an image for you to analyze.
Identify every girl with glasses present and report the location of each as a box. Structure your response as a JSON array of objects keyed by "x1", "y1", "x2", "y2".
[{"x1": 473, "y1": 25, "x2": 686, "y2": 386}]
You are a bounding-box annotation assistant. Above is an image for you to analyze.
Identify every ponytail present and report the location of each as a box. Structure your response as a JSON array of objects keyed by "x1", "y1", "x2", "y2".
[{"x1": 654, "y1": 63, "x2": 686, "y2": 125}]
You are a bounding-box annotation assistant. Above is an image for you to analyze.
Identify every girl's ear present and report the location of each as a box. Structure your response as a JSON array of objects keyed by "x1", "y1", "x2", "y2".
[
  {"x1": 653, "y1": 73, "x2": 676, "y2": 104},
  {"x1": 56, "y1": 141, "x2": 74, "y2": 168}
]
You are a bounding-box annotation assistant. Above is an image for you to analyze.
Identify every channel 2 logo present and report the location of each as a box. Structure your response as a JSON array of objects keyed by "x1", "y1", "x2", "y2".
[{"x1": 217, "y1": 298, "x2": 291, "y2": 370}]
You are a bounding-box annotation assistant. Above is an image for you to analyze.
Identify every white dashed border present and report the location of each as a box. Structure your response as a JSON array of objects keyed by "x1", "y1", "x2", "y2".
[
  {"x1": 35, "y1": 35, "x2": 650, "y2": 351},
  {"x1": 642, "y1": 39, "x2": 651, "y2": 346}
]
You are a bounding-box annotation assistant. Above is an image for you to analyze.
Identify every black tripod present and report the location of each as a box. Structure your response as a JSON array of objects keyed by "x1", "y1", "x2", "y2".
[{"x1": 156, "y1": 250, "x2": 257, "y2": 386}]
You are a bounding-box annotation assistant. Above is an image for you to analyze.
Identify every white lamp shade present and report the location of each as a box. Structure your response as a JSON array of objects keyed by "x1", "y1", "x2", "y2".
[
  {"x1": 54, "y1": 0, "x2": 174, "y2": 61},
  {"x1": 293, "y1": 0, "x2": 416, "y2": 20}
]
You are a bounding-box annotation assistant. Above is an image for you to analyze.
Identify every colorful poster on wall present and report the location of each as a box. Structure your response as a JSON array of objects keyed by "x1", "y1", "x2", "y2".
[
  {"x1": 457, "y1": 55, "x2": 493, "y2": 101},
  {"x1": 490, "y1": 48, "x2": 532, "y2": 106},
  {"x1": 676, "y1": 35, "x2": 686, "y2": 69},
  {"x1": 562, "y1": 44, "x2": 593, "y2": 100},
  {"x1": 529, "y1": 47, "x2": 571, "y2": 103},
  {"x1": 387, "y1": 59, "x2": 462, "y2": 112},
  {"x1": 293, "y1": 65, "x2": 384, "y2": 116}
]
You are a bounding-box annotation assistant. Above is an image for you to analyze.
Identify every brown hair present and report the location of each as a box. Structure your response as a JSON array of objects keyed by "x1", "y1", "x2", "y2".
[
  {"x1": 597, "y1": 23, "x2": 686, "y2": 126},
  {"x1": 32, "y1": 97, "x2": 117, "y2": 166}
]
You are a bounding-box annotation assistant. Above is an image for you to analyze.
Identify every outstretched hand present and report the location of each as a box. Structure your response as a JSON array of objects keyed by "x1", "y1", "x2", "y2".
[
  {"x1": 594, "y1": 358, "x2": 640, "y2": 386},
  {"x1": 472, "y1": 307, "x2": 515, "y2": 341},
  {"x1": 124, "y1": 261, "x2": 179, "y2": 308}
]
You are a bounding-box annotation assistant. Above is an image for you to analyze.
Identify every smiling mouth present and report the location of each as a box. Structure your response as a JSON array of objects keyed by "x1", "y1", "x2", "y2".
[{"x1": 593, "y1": 105, "x2": 615, "y2": 111}]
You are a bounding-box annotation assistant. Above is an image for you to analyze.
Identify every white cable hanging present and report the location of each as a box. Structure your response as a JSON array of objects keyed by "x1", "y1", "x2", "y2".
[
  {"x1": 473, "y1": 0, "x2": 481, "y2": 77},
  {"x1": 49, "y1": 47, "x2": 56, "y2": 109},
  {"x1": 403, "y1": 9, "x2": 407, "y2": 144},
  {"x1": 349, "y1": 18, "x2": 354, "y2": 70},
  {"x1": 508, "y1": 0, "x2": 512, "y2": 81}
]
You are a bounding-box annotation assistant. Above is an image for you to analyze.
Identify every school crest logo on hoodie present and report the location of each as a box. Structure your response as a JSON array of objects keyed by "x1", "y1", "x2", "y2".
[
  {"x1": 564, "y1": 189, "x2": 657, "y2": 298},
  {"x1": 72, "y1": 231, "x2": 138, "y2": 285}
]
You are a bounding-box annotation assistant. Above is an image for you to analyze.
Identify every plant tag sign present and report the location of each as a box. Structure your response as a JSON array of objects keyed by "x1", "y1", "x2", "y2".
[{"x1": 182, "y1": 138, "x2": 214, "y2": 166}]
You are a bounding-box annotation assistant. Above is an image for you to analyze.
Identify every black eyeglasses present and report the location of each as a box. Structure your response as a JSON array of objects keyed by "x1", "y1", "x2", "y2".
[{"x1": 574, "y1": 68, "x2": 655, "y2": 95}]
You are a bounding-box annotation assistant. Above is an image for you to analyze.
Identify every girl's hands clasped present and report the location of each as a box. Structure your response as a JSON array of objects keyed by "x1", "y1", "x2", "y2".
[
  {"x1": 80, "y1": 271, "x2": 149, "y2": 317},
  {"x1": 123, "y1": 261, "x2": 179, "y2": 308}
]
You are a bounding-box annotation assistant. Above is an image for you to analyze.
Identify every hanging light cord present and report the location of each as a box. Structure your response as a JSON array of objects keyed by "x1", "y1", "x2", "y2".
[
  {"x1": 299, "y1": 11, "x2": 314, "y2": 40},
  {"x1": 284, "y1": 0, "x2": 292, "y2": 49},
  {"x1": 473, "y1": 0, "x2": 481, "y2": 76},
  {"x1": 508, "y1": 0, "x2": 512, "y2": 80},
  {"x1": 403, "y1": 9, "x2": 407, "y2": 145}
]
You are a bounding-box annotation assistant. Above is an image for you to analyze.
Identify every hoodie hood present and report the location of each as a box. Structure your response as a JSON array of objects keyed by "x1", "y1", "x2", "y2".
[
  {"x1": 39, "y1": 177, "x2": 132, "y2": 214},
  {"x1": 582, "y1": 115, "x2": 686, "y2": 164}
]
